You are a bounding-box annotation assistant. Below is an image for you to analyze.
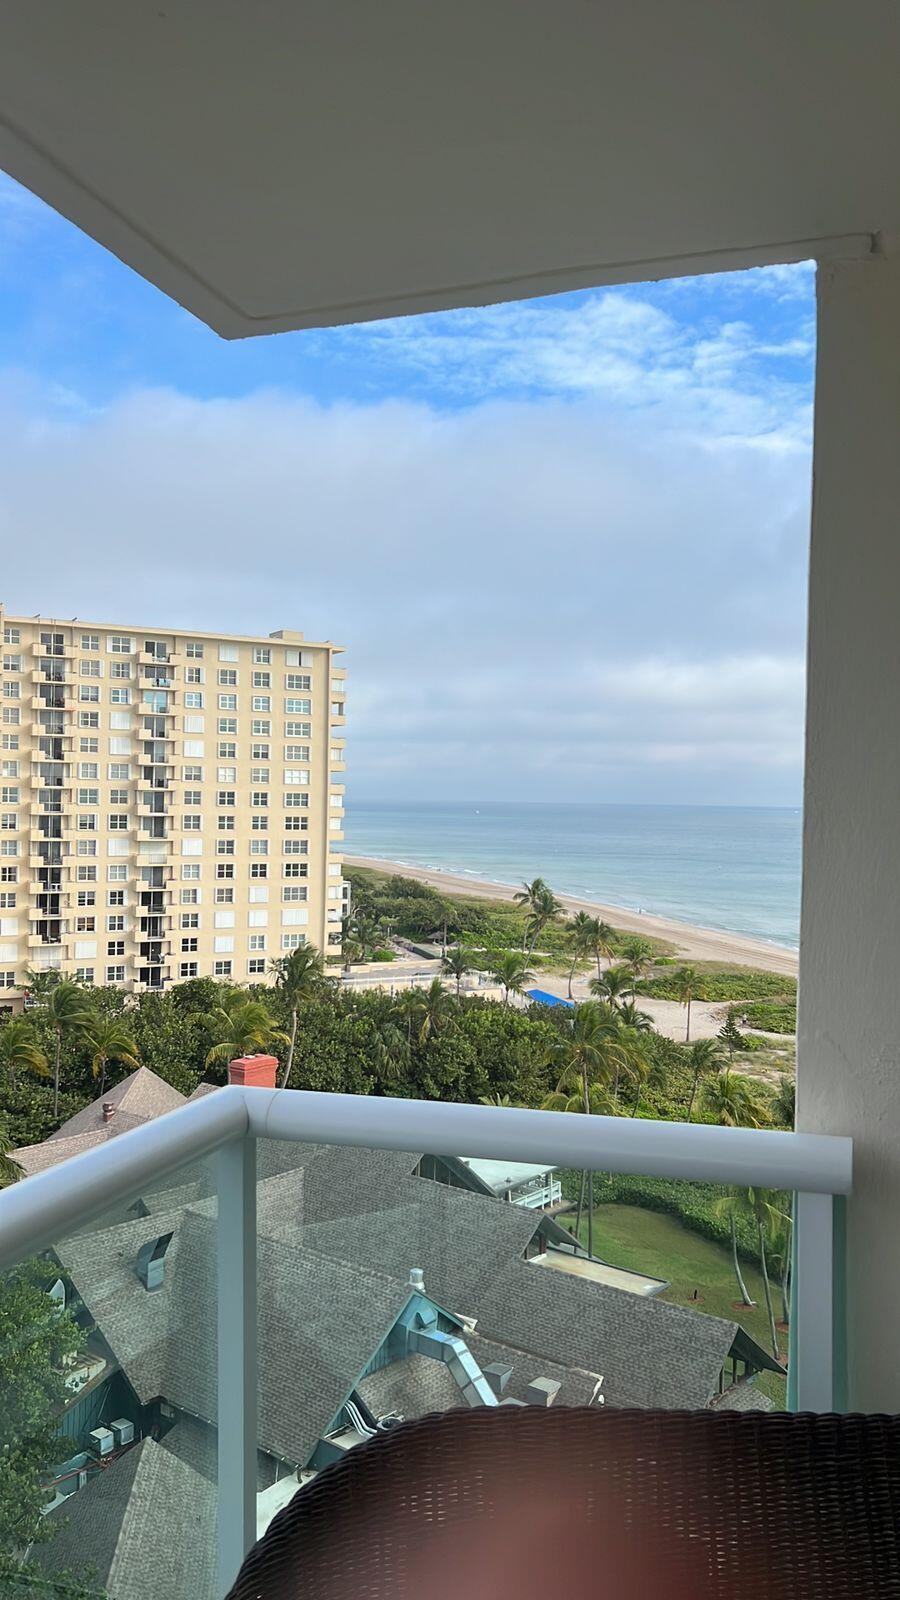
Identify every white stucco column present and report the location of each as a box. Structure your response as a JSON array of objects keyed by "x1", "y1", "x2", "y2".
[{"x1": 799, "y1": 247, "x2": 900, "y2": 1410}]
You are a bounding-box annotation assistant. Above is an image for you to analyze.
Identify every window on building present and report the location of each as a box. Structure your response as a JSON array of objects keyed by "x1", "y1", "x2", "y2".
[
  {"x1": 284, "y1": 770, "x2": 309, "y2": 786},
  {"x1": 106, "y1": 914, "x2": 125, "y2": 932},
  {"x1": 109, "y1": 788, "x2": 129, "y2": 806},
  {"x1": 249, "y1": 839, "x2": 268, "y2": 856},
  {"x1": 107, "y1": 864, "x2": 128, "y2": 882},
  {"x1": 184, "y1": 692, "x2": 204, "y2": 709},
  {"x1": 182, "y1": 765, "x2": 203, "y2": 782},
  {"x1": 251, "y1": 719, "x2": 271, "y2": 736},
  {"x1": 181, "y1": 937, "x2": 198, "y2": 953},
  {"x1": 109, "y1": 763, "x2": 130, "y2": 780},
  {"x1": 110, "y1": 635, "x2": 132, "y2": 654},
  {"x1": 251, "y1": 743, "x2": 270, "y2": 760},
  {"x1": 284, "y1": 793, "x2": 309, "y2": 809},
  {"x1": 80, "y1": 633, "x2": 98, "y2": 651},
  {"x1": 247, "y1": 957, "x2": 266, "y2": 975},
  {"x1": 283, "y1": 862, "x2": 308, "y2": 878},
  {"x1": 285, "y1": 698, "x2": 311, "y2": 715},
  {"x1": 75, "y1": 968, "x2": 95, "y2": 984},
  {"x1": 251, "y1": 814, "x2": 268, "y2": 831},
  {"x1": 285, "y1": 745, "x2": 310, "y2": 762},
  {"x1": 251, "y1": 695, "x2": 271, "y2": 713},
  {"x1": 181, "y1": 911, "x2": 200, "y2": 928},
  {"x1": 218, "y1": 815, "x2": 235, "y2": 832},
  {"x1": 1, "y1": 708, "x2": 20, "y2": 726},
  {"x1": 251, "y1": 791, "x2": 268, "y2": 807},
  {"x1": 252, "y1": 671, "x2": 271, "y2": 689},
  {"x1": 217, "y1": 768, "x2": 236, "y2": 784},
  {"x1": 79, "y1": 684, "x2": 100, "y2": 703},
  {"x1": 110, "y1": 660, "x2": 131, "y2": 679},
  {"x1": 106, "y1": 965, "x2": 126, "y2": 983},
  {"x1": 186, "y1": 641, "x2": 204, "y2": 659},
  {"x1": 285, "y1": 673, "x2": 312, "y2": 691},
  {"x1": 215, "y1": 886, "x2": 235, "y2": 904},
  {"x1": 283, "y1": 886, "x2": 308, "y2": 902},
  {"x1": 252, "y1": 647, "x2": 271, "y2": 664},
  {"x1": 3, "y1": 626, "x2": 20, "y2": 645},
  {"x1": 79, "y1": 711, "x2": 100, "y2": 728},
  {"x1": 218, "y1": 717, "x2": 238, "y2": 735},
  {"x1": 107, "y1": 940, "x2": 125, "y2": 957},
  {"x1": 282, "y1": 933, "x2": 306, "y2": 951},
  {"x1": 76, "y1": 787, "x2": 99, "y2": 805},
  {"x1": 185, "y1": 666, "x2": 204, "y2": 684},
  {"x1": 110, "y1": 687, "x2": 131, "y2": 704},
  {"x1": 218, "y1": 742, "x2": 237, "y2": 760},
  {"x1": 217, "y1": 790, "x2": 235, "y2": 807},
  {"x1": 181, "y1": 887, "x2": 200, "y2": 904},
  {"x1": 0, "y1": 866, "x2": 17, "y2": 883},
  {"x1": 218, "y1": 643, "x2": 238, "y2": 662},
  {"x1": 108, "y1": 814, "x2": 128, "y2": 831},
  {"x1": 80, "y1": 659, "x2": 101, "y2": 677},
  {"x1": 78, "y1": 763, "x2": 98, "y2": 780},
  {"x1": 183, "y1": 790, "x2": 202, "y2": 807},
  {"x1": 214, "y1": 959, "x2": 233, "y2": 977},
  {"x1": 182, "y1": 815, "x2": 202, "y2": 831},
  {"x1": 179, "y1": 960, "x2": 199, "y2": 978},
  {"x1": 216, "y1": 863, "x2": 235, "y2": 880},
  {"x1": 249, "y1": 862, "x2": 268, "y2": 879},
  {"x1": 182, "y1": 863, "x2": 201, "y2": 880},
  {"x1": 107, "y1": 889, "x2": 125, "y2": 906},
  {"x1": 218, "y1": 668, "x2": 237, "y2": 686}
]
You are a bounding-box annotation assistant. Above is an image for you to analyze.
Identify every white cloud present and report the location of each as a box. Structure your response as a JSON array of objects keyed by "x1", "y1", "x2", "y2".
[{"x1": 0, "y1": 364, "x2": 810, "y2": 804}]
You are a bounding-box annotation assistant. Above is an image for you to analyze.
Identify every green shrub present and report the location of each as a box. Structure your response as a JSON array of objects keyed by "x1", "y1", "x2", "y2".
[
  {"x1": 638, "y1": 969, "x2": 796, "y2": 1002},
  {"x1": 370, "y1": 948, "x2": 395, "y2": 962},
  {"x1": 739, "y1": 1000, "x2": 796, "y2": 1034}
]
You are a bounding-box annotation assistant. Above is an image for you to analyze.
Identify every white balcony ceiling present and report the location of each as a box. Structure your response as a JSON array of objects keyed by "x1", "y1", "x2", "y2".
[{"x1": 0, "y1": 1, "x2": 898, "y2": 336}]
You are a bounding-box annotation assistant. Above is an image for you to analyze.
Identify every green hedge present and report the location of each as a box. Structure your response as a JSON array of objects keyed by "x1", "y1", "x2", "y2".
[
  {"x1": 559, "y1": 1169, "x2": 784, "y2": 1262},
  {"x1": 638, "y1": 971, "x2": 796, "y2": 1002}
]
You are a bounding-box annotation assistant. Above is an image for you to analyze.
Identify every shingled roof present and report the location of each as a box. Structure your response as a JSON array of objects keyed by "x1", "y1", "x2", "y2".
[
  {"x1": 57, "y1": 1207, "x2": 424, "y2": 1469},
  {"x1": 35, "y1": 1437, "x2": 216, "y2": 1600},
  {"x1": 50, "y1": 1066, "x2": 187, "y2": 1140}
]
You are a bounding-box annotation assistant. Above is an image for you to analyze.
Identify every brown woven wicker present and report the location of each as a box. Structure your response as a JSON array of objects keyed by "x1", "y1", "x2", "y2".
[{"x1": 228, "y1": 1407, "x2": 900, "y2": 1599}]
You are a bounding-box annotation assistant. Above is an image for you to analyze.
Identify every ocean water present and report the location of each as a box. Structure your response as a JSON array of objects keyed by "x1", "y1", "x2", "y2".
[{"x1": 344, "y1": 801, "x2": 802, "y2": 949}]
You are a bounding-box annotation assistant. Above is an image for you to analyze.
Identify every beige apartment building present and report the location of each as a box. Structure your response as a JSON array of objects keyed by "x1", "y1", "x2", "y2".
[{"x1": 0, "y1": 609, "x2": 346, "y2": 999}]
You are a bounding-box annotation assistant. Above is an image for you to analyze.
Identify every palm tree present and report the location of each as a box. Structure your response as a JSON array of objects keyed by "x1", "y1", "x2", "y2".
[
  {"x1": 704, "y1": 1068, "x2": 771, "y2": 1314},
  {"x1": 746, "y1": 1186, "x2": 782, "y2": 1357},
  {"x1": 490, "y1": 951, "x2": 534, "y2": 1005},
  {"x1": 617, "y1": 1026, "x2": 653, "y2": 1116},
  {"x1": 619, "y1": 936, "x2": 653, "y2": 996},
  {"x1": 0, "y1": 1019, "x2": 49, "y2": 1091},
  {"x1": 770, "y1": 1074, "x2": 796, "y2": 1128},
  {"x1": 197, "y1": 994, "x2": 289, "y2": 1072},
  {"x1": 685, "y1": 1037, "x2": 725, "y2": 1119},
  {"x1": 589, "y1": 964, "x2": 632, "y2": 1007},
  {"x1": 542, "y1": 1001, "x2": 627, "y2": 1256},
  {"x1": 0, "y1": 1120, "x2": 22, "y2": 1186},
  {"x1": 42, "y1": 979, "x2": 94, "y2": 1121},
  {"x1": 479, "y1": 1092, "x2": 519, "y2": 1107},
  {"x1": 442, "y1": 946, "x2": 470, "y2": 998},
  {"x1": 700, "y1": 1069, "x2": 770, "y2": 1129},
  {"x1": 83, "y1": 1015, "x2": 140, "y2": 1096},
  {"x1": 513, "y1": 877, "x2": 550, "y2": 949},
  {"x1": 269, "y1": 945, "x2": 326, "y2": 1088},
  {"x1": 617, "y1": 999, "x2": 654, "y2": 1032},
  {"x1": 590, "y1": 919, "x2": 616, "y2": 983},
  {"x1": 351, "y1": 914, "x2": 380, "y2": 962},
  {"x1": 414, "y1": 978, "x2": 456, "y2": 1044},
  {"x1": 714, "y1": 1188, "x2": 757, "y2": 1308},
  {"x1": 565, "y1": 911, "x2": 597, "y2": 1000},
  {"x1": 524, "y1": 884, "x2": 563, "y2": 962},
  {"x1": 673, "y1": 965, "x2": 698, "y2": 1042}
]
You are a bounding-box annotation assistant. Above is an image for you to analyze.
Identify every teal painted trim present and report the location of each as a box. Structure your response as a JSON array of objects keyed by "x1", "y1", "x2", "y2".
[
  {"x1": 832, "y1": 1194, "x2": 848, "y2": 1412},
  {"x1": 787, "y1": 1192, "x2": 798, "y2": 1411}
]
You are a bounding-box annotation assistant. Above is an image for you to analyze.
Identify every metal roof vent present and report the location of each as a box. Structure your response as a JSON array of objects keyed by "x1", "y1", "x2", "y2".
[
  {"x1": 136, "y1": 1231, "x2": 174, "y2": 1291},
  {"x1": 408, "y1": 1267, "x2": 425, "y2": 1294}
]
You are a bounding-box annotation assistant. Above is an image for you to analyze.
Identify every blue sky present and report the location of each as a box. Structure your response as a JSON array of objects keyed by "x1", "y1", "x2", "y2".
[{"x1": 0, "y1": 173, "x2": 815, "y2": 804}]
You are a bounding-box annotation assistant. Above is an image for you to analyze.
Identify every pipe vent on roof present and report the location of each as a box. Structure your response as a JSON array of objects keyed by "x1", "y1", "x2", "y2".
[
  {"x1": 136, "y1": 1232, "x2": 174, "y2": 1291},
  {"x1": 526, "y1": 1376, "x2": 562, "y2": 1407},
  {"x1": 408, "y1": 1267, "x2": 425, "y2": 1294},
  {"x1": 102, "y1": 1101, "x2": 116, "y2": 1123},
  {"x1": 483, "y1": 1362, "x2": 513, "y2": 1398}
]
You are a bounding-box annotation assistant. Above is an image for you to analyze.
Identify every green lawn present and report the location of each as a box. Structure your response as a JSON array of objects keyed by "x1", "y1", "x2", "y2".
[{"x1": 565, "y1": 1201, "x2": 787, "y2": 1408}]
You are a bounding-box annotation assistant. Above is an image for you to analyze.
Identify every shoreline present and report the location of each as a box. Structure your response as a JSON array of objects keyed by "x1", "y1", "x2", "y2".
[{"x1": 344, "y1": 854, "x2": 799, "y2": 979}]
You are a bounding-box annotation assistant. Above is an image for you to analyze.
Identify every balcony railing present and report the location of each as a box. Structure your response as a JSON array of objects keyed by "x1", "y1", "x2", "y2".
[{"x1": 0, "y1": 1089, "x2": 852, "y2": 1597}]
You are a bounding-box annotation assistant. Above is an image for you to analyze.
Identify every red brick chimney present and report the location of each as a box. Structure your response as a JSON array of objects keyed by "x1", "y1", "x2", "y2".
[
  {"x1": 228, "y1": 1054, "x2": 278, "y2": 1090},
  {"x1": 102, "y1": 1101, "x2": 116, "y2": 1123}
]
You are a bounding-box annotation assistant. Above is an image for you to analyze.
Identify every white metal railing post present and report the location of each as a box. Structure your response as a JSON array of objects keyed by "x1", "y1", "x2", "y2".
[
  {"x1": 793, "y1": 1189, "x2": 840, "y2": 1411},
  {"x1": 216, "y1": 1134, "x2": 257, "y2": 1597}
]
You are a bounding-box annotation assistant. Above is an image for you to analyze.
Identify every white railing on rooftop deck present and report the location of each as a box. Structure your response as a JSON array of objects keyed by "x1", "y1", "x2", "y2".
[{"x1": 0, "y1": 1088, "x2": 852, "y2": 1597}]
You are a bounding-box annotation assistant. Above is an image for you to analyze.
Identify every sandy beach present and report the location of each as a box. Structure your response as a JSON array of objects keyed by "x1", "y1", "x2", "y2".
[{"x1": 344, "y1": 854, "x2": 798, "y2": 979}]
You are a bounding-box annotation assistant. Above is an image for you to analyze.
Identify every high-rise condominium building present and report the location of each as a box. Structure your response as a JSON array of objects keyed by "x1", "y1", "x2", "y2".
[{"x1": 0, "y1": 610, "x2": 346, "y2": 1000}]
